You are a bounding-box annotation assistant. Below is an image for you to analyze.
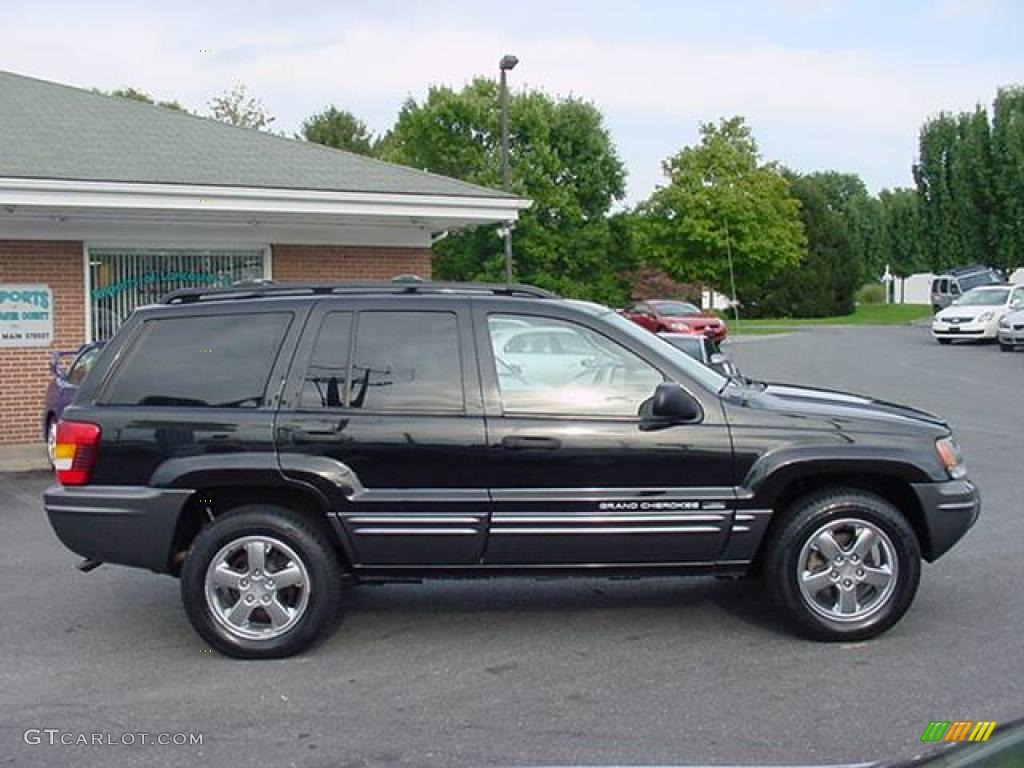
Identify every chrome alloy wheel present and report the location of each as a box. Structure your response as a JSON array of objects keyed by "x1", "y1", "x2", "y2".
[
  {"x1": 797, "y1": 518, "x2": 898, "y2": 623},
  {"x1": 204, "y1": 535, "x2": 311, "y2": 641}
]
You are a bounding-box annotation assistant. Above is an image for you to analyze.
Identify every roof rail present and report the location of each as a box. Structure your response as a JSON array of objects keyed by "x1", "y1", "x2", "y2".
[{"x1": 160, "y1": 278, "x2": 560, "y2": 304}]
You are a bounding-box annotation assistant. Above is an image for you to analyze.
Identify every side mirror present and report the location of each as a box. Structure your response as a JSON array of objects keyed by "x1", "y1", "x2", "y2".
[
  {"x1": 649, "y1": 382, "x2": 701, "y2": 424},
  {"x1": 1011, "y1": 300, "x2": 1024, "y2": 311}
]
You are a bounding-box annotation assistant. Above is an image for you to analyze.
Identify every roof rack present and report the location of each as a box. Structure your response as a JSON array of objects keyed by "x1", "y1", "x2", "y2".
[{"x1": 160, "y1": 277, "x2": 560, "y2": 304}]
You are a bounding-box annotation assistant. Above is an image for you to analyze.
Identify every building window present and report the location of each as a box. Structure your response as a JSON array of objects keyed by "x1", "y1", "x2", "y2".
[{"x1": 88, "y1": 247, "x2": 267, "y2": 340}]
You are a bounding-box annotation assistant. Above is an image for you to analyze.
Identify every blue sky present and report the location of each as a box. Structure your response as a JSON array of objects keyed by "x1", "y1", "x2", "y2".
[{"x1": 3, "y1": 0, "x2": 1022, "y2": 202}]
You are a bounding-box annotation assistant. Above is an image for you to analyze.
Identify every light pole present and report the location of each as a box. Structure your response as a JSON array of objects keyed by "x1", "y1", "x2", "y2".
[
  {"x1": 703, "y1": 175, "x2": 741, "y2": 328},
  {"x1": 499, "y1": 53, "x2": 518, "y2": 284}
]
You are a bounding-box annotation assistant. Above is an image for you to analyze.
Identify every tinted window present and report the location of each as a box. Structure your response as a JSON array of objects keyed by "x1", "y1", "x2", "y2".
[
  {"x1": 66, "y1": 346, "x2": 102, "y2": 386},
  {"x1": 664, "y1": 335, "x2": 703, "y2": 361},
  {"x1": 103, "y1": 313, "x2": 291, "y2": 407},
  {"x1": 300, "y1": 312, "x2": 352, "y2": 409},
  {"x1": 488, "y1": 314, "x2": 663, "y2": 417},
  {"x1": 349, "y1": 311, "x2": 463, "y2": 412},
  {"x1": 959, "y1": 272, "x2": 998, "y2": 291}
]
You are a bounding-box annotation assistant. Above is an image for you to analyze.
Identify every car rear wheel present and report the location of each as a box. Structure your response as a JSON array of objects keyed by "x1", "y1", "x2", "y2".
[
  {"x1": 764, "y1": 489, "x2": 921, "y2": 642},
  {"x1": 181, "y1": 505, "x2": 343, "y2": 659}
]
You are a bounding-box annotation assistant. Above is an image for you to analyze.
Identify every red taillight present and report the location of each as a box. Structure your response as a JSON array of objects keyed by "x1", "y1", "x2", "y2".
[{"x1": 53, "y1": 420, "x2": 101, "y2": 486}]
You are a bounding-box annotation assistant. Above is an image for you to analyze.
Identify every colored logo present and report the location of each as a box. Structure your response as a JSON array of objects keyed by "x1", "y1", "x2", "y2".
[{"x1": 921, "y1": 721, "x2": 997, "y2": 743}]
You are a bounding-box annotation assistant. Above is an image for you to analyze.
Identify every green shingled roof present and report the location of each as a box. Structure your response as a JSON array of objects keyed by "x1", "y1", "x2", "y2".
[{"x1": 0, "y1": 70, "x2": 510, "y2": 199}]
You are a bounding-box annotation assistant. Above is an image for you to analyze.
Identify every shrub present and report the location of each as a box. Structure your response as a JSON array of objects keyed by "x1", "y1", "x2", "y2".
[{"x1": 857, "y1": 283, "x2": 886, "y2": 305}]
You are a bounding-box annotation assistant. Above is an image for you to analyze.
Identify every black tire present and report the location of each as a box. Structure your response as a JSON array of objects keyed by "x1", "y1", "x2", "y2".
[
  {"x1": 763, "y1": 489, "x2": 921, "y2": 642},
  {"x1": 937, "y1": 338, "x2": 952, "y2": 345},
  {"x1": 181, "y1": 505, "x2": 343, "y2": 659},
  {"x1": 1000, "y1": 342, "x2": 1013, "y2": 352},
  {"x1": 655, "y1": 325, "x2": 666, "y2": 334}
]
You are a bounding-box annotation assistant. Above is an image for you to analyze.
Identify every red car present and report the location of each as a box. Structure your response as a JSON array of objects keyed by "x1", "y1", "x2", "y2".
[{"x1": 620, "y1": 300, "x2": 728, "y2": 343}]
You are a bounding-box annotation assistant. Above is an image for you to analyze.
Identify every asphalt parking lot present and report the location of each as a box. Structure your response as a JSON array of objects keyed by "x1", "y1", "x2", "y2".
[{"x1": 1, "y1": 325, "x2": 1021, "y2": 768}]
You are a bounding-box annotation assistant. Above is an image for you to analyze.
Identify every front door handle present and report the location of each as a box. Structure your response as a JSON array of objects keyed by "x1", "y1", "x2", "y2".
[{"x1": 501, "y1": 435, "x2": 562, "y2": 450}]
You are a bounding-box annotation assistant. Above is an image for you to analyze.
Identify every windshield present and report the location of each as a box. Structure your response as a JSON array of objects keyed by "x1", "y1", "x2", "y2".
[
  {"x1": 957, "y1": 288, "x2": 1009, "y2": 306},
  {"x1": 600, "y1": 310, "x2": 727, "y2": 392},
  {"x1": 959, "y1": 271, "x2": 1000, "y2": 291},
  {"x1": 651, "y1": 301, "x2": 700, "y2": 316}
]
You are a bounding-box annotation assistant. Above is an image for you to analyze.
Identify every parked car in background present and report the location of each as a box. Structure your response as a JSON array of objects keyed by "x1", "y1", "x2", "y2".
[
  {"x1": 620, "y1": 300, "x2": 728, "y2": 343},
  {"x1": 42, "y1": 341, "x2": 104, "y2": 464},
  {"x1": 659, "y1": 333, "x2": 739, "y2": 378},
  {"x1": 931, "y1": 285, "x2": 1023, "y2": 344},
  {"x1": 998, "y1": 305, "x2": 1024, "y2": 352},
  {"x1": 930, "y1": 265, "x2": 1003, "y2": 312}
]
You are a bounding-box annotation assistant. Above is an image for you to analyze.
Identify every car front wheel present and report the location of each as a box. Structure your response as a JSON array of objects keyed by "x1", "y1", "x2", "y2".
[
  {"x1": 1000, "y1": 342, "x2": 1013, "y2": 352},
  {"x1": 181, "y1": 505, "x2": 343, "y2": 658},
  {"x1": 764, "y1": 489, "x2": 921, "y2": 642}
]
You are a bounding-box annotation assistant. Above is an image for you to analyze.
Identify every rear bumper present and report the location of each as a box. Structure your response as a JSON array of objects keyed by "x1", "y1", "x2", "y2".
[
  {"x1": 44, "y1": 484, "x2": 192, "y2": 572},
  {"x1": 911, "y1": 479, "x2": 980, "y2": 561}
]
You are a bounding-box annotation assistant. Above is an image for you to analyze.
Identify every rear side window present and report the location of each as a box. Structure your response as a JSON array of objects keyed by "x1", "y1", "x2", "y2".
[
  {"x1": 300, "y1": 312, "x2": 352, "y2": 409},
  {"x1": 102, "y1": 313, "x2": 291, "y2": 407},
  {"x1": 350, "y1": 311, "x2": 463, "y2": 412}
]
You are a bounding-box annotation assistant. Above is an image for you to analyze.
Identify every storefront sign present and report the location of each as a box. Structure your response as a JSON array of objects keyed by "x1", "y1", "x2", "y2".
[{"x1": 0, "y1": 284, "x2": 54, "y2": 347}]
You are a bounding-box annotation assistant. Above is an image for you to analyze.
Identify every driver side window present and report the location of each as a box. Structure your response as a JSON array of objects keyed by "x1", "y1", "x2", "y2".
[{"x1": 488, "y1": 314, "x2": 663, "y2": 417}]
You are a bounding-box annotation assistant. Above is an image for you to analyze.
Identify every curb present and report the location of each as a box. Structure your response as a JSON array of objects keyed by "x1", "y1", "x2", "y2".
[{"x1": 0, "y1": 443, "x2": 50, "y2": 473}]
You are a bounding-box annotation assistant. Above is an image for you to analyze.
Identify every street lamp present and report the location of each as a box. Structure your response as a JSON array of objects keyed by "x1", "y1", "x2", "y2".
[
  {"x1": 702, "y1": 176, "x2": 741, "y2": 329},
  {"x1": 499, "y1": 53, "x2": 518, "y2": 284}
]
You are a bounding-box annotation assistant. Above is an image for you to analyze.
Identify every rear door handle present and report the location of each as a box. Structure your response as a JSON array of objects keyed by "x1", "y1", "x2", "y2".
[{"x1": 501, "y1": 435, "x2": 562, "y2": 450}]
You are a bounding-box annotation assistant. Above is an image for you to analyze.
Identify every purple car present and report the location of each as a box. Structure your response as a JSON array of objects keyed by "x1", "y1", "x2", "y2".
[{"x1": 42, "y1": 341, "x2": 104, "y2": 465}]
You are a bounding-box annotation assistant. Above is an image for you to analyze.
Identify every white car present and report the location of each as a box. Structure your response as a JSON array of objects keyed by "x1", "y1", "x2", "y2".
[
  {"x1": 999, "y1": 308, "x2": 1024, "y2": 352},
  {"x1": 932, "y1": 284, "x2": 1024, "y2": 344}
]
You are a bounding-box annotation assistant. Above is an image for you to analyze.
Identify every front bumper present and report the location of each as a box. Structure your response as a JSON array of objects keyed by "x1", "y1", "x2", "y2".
[
  {"x1": 911, "y1": 478, "x2": 980, "y2": 561},
  {"x1": 44, "y1": 484, "x2": 192, "y2": 572},
  {"x1": 931, "y1": 318, "x2": 998, "y2": 340},
  {"x1": 998, "y1": 327, "x2": 1024, "y2": 346}
]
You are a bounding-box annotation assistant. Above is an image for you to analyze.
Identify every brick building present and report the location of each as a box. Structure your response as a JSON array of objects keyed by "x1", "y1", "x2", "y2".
[{"x1": 0, "y1": 71, "x2": 527, "y2": 448}]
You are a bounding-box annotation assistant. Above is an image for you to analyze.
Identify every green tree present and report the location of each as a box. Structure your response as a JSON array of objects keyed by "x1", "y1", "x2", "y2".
[
  {"x1": 102, "y1": 86, "x2": 188, "y2": 112},
  {"x1": 209, "y1": 83, "x2": 275, "y2": 130},
  {"x1": 878, "y1": 187, "x2": 926, "y2": 277},
  {"x1": 991, "y1": 86, "x2": 1024, "y2": 269},
  {"x1": 300, "y1": 106, "x2": 376, "y2": 155},
  {"x1": 914, "y1": 112, "x2": 960, "y2": 270},
  {"x1": 635, "y1": 117, "x2": 805, "y2": 308},
  {"x1": 378, "y1": 78, "x2": 629, "y2": 303},
  {"x1": 759, "y1": 172, "x2": 854, "y2": 317}
]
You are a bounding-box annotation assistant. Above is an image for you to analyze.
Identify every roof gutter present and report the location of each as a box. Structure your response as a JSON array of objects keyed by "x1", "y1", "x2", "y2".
[{"x1": 0, "y1": 177, "x2": 531, "y2": 223}]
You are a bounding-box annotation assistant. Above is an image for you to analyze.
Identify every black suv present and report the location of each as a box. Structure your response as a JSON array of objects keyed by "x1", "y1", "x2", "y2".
[{"x1": 45, "y1": 280, "x2": 979, "y2": 658}]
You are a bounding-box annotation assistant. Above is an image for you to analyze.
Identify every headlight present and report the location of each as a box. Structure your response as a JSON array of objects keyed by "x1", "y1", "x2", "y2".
[
  {"x1": 936, "y1": 436, "x2": 966, "y2": 479},
  {"x1": 977, "y1": 312, "x2": 994, "y2": 322}
]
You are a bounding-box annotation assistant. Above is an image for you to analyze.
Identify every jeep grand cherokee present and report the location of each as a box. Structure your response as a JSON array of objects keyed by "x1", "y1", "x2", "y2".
[{"x1": 44, "y1": 280, "x2": 979, "y2": 658}]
